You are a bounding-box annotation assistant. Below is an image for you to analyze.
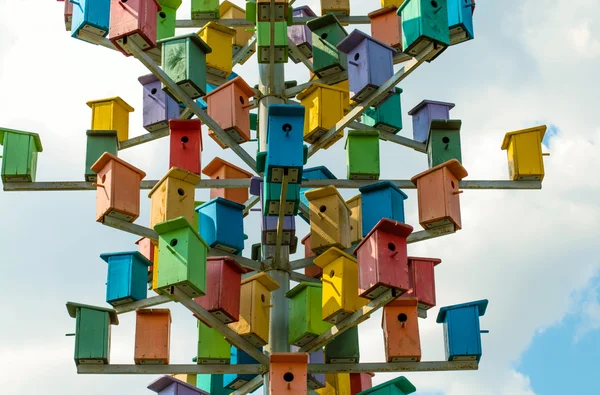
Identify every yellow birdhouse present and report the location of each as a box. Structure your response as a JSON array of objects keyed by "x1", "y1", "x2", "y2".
[
  {"x1": 297, "y1": 83, "x2": 347, "y2": 147},
  {"x1": 381, "y1": 0, "x2": 406, "y2": 7},
  {"x1": 197, "y1": 22, "x2": 236, "y2": 78},
  {"x1": 320, "y1": 0, "x2": 350, "y2": 17},
  {"x1": 220, "y1": 1, "x2": 255, "y2": 64},
  {"x1": 314, "y1": 247, "x2": 358, "y2": 324},
  {"x1": 148, "y1": 167, "x2": 201, "y2": 229},
  {"x1": 228, "y1": 273, "x2": 280, "y2": 347},
  {"x1": 345, "y1": 194, "x2": 362, "y2": 245},
  {"x1": 316, "y1": 373, "x2": 352, "y2": 395},
  {"x1": 501, "y1": 125, "x2": 548, "y2": 181},
  {"x1": 87, "y1": 97, "x2": 134, "y2": 142},
  {"x1": 151, "y1": 244, "x2": 163, "y2": 295},
  {"x1": 305, "y1": 186, "x2": 351, "y2": 255}
]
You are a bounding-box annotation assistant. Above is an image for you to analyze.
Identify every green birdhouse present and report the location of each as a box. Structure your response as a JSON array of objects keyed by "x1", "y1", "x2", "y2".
[
  {"x1": 426, "y1": 119, "x2": 462, "y2": 168},
  {"x1": 157, "y1": 0, "x2": 183, "y2": 41},
  {"x1": 307, "y1": 14, "x2": 348, "y2": 77},
  {"x1": 66, "y1": 302, "x2": 118, "y2": 365},
  {"x1": 197, "y1": 320, "x2": 231, "y2": 364},
  {"x1": 257, "y1": 21, "x2": 289, "y2": 64},
  {"x1": 191, "y1": 0, "x2": 220, "y2": 19},
  {"x1": 0, "y1": 127, "x2": 43, "y2": 183},
  {"x1": 85, "y1": 130, "x2": 117, "y2": 182},
  {"x1": 286, "y1": 282, "x2": 333, "y2": 347},
  {"x1": 398, "y1": 0, "x2": 450, "y2": 60},
  {"x1": 357, "y1": 376, "x2": 416, "y2": 395},
  {"x1": 325, "y1": 326, "x2": 360, "y2": 363},
  {"x1": 345, "y1": 130, "x2": 380, "y2": 180},
  {"x1": 362, "y1": 88, "x2": 403, "y2": 134}
]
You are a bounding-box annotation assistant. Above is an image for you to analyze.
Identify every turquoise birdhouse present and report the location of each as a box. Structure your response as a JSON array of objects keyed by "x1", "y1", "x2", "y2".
[
  {"x1": 357, "y1": 376, "x2": 416, "y2": 395},
  {"x1": 70, "y1": 0, "x2": 111, "y2": 43},
  {"x1": 359, "y1": 181, "x2": 408, "y2": 237},
  {"x1": 224, "y1": 346, "x2": 264, "y2": 390},
  {"x1": 263, "y1": 181, "x2": 301, "y2": 216},
  {"x1": 363, "y1": 88, "x2": 403, "y2": 134},
  {"x1": 398, "y1": 0, "x2": 450, "y2": 60},
  {"x1": 197, "y1": 198, "x2": 245, "y2": 254},
  {"x1": 448, "y1": 0, "x2": 475, "y2": 45},
  {"x1": 101, "y1": 251, "x2": 152, "y2": 307}
]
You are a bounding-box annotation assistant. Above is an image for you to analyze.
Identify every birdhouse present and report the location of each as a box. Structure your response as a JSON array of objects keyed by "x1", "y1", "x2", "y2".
[
  {"x1": 302, "y1": 234, "x2": 322, "y2": 278},
  {"x1": 87, "y1": 97, "x2": 134, "y2": 142},
  {"x1": 191, "y1": 0, "x2": 220, "y2": 19},
  {"x1": 66, "y1": 302, "x2": 118, "y2": 365},
  {"x1": 350, "y1": 373, "x2": 374, "y2": 394},
  {"x1": 382, "y1": 298, "x2": 421, "y2": 362},
  {"x1": 358, "y1": 376, "x2": 416, "y2": 395},
  {"x1": 345, "y1": 130, "x2": 381, "y2": 180},
  {"x1": 220, "y1": 1, "x2": 255, "y2": 54},
  {"x1": 159, "y1": 33, "x2": 212, "y2": 101},
  {"x1": 436, "y1": 299, "x2": 489, "y2": 361},
  {"x1": 314, "y1": 247, "x2": 358, "y2": 324},
  {"x1": 325, "y1": 326, "x2": 360, "y2": 363},
  {"x1": 286, "y1": 283, "x2": 332, "y2": 347},
  {"x1": 320, "y1": 0, "x2": 350, "y2": 17},
  {"x1": 139, "y1": 73, "x2": 180, "y2": 132},
  {"x1": 134, "y1": 309, "x2": 172, "y2": 364},
  {"x1": 363, "y1": 88, "x2": 403, "y2": 134},
  {"x1": 154, "y1": 216, "x2": 209, "y2": 298},
  {"x1": 136, "y1": 237, "x2": 156, "y2": 263},
  {"x1": 228, "y1": 273, "x2": 280, "y2": 347},
  {"x1": 448, "y1": 0, "x2": 475, "y2": 44},
  {"x1": 307, "y1": 15, "x2": 348, "y2": 77},
  {"x1": 411, "y1": 159, "x2": 468, "y2": 230},
  {"x1": 290, "y1": 347, "x2": 325, "y2": 389},
  {"x1": 148, "y1": 167, "x2": 201, "y2": 229},
  {"x1": 197, "y1": 198, "x2": 245, "y2": 254},
  {"x1": 289, "y1": 6, "x2": 317, "y2": 60},
  {"x1": 300, "y1": 166, "x2": 337, "y2": 222},
  {"x1": 398, "y1": 0, "x2": 450, "y2": 58},
  {"x1": 405, "y1": 256, "x2": 442, "y2": 311},
  {"x1": 224, "y1": 346, "x2": 263, "y2": 390},
  {"x1": 109, "y1": 0, "x2": 162, "y2": 56},
  {"x1": 197, "y1": 22, "x2": 236, "y2": 77},
  {"x1": 194, "y1": 256, "x2": 247, "y2": 324},
  {"x1": 337, "y1": 30, "x2": 396, "y2": 104},
  {"x1": 202, "y1": 157, "x2": 254, "y2": 205},
  {"x1": 169, "y1": 120, "x2": 203, "y2": 175},
  {"x1": 197, "y1": 320, "x2": 231, "y2": 364},
  {"x1": 64, "y1": 0, "x2": 73, "y2": 30},
  {"x1": 358, "y1": 181, "x2": 408, "y2": 237},
  {"x1": 317, "y1": 373, "x2": 351, "y2": 395},
  {"x1": 305, "y1": 186, "x2": 351, "y2": 254},
  {"x1": 150, "y1": 243, "x2": 161, "y2": 294},
  {"x1": 0, "y1": 128, "x2": 42, "y2": 183},
  {"x1": 354, "y1": 218, "x2": 413, "y2": 299},
  {"x1": 263, "y1": 181, "x2": 301, "y2": 216},
  {"x1": 368, "y1": 6, "x2": 402, "y2": 50},
  {"x1": 91, "y1": 153, "x2": 146, "y2": 223},
  {"x1": 204, "y1": 77, "x2": 255, "y2": 146},
  {"x1": 197, "y1": 374, "x2": 229, "y2": 395},
  {"x1": 345, "y1": 195, "x2": 362, "y2": 245},
  {"x1": 101, "y1": 251, "x2": 152, "y2": 306},
  {"x1": 269, "y1": 353, "x2": 309, "y2": 395},
  {"x1": 297, "y1": 83, "x2": 347, "y2": 145},
  {"x1": 263, "y1": 214, "x2": 296, "y2": 245},
  {"x1": 148, "y1": 376, "x2": 209, "y2": 395},
  {"x1": 408, "y1": 99, "x2": 455, "y2": 143},
  {"x1": 156, "y1": 0, "x2": 182, "y2": 41},
  {"x1": 171, "y1": 374, "x2": 196, "y2": 386},
  {"x1": 70, "y1": 0, "x2": 111, "y2": 42},
  {"x1": 265, "y1": 104, "x2": 306, "y2": 184},
  {"x1": 256, "y1": 0, "x2": 289, "y2": 21},
  {"x1": 257, "y1": 21, "x2": 289, "y2": 63},
  {"x1": 501, "y1": 125, "x2": 547, "y2": 181},
  {"x1": 426, "y1": 119, "x2": 462, "y2": 168}
]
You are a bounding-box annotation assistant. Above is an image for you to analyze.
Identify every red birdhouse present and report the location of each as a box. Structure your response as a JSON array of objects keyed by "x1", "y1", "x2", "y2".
[
  {"x1": 410, "y1": 159, "x2": 468, "y2": 230},
  {"x1": 109, "y1": 0, "x2": 162, "y2": 56},
  {"x1": 353, "y1": 218, "x2": 413, "y2": 300},
  {"x1": 382, "y1": 298, "x2": 421, "y2": 362},
  {"x1": 302, "y1": 233, "x2": 322, "y2": 279},
  {"x1": 169, "y1": 119, "x2": 203, "y2": 176},
  {"x1": 350, "y1": 372, "x2": 374, "y2": 394},
  {"x1": 404, "y1": 256, "x2": 442, "y2": 312}
]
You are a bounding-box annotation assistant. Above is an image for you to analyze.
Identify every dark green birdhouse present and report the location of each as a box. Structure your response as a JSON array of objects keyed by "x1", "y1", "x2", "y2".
[
  {"x1": 307, "y1": 14, "x2": 348, "y2": 77},
  {"x1": 0, "y1": 127, "x2": 43, "y2": 183},
  {"x1": 362, "y1": 88, "x2": 403, "y2": 134},
  {"x1": 325, "y1": 326, "x2": 360, "y2": 363},
  {"x1": 257, "y1": 21, "x2": 289, "y2": 63},
  {"x1": 286, "y1": 282, "x2": 332, "y2": 347},
  {"x1": 85, "y1": 130, "x2": 118, "y2": 182},
  {"x1": 345, "y1": 130, "x2": 380, "y2": 180},
  {"x1": 426, "y1": 119, "x2": 462, "y2": 168},
  {"x1": 358, "y1": 376, "x2": 416, "y2": 395}
]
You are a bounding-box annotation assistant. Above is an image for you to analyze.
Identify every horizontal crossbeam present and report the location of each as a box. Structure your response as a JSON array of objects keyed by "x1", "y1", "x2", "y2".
[
  {"x1": 175, "y1": 16, "x2": 371, "y2": 29},
  {"x1": 114, "y1": 295, "x2": 171, "y2": 314}
]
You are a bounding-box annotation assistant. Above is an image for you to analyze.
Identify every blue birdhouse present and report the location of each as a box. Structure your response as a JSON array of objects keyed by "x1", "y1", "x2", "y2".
[
  {"x1": 299, "y1": 166, "x2": 337, "y2": 223},
  {"x1": 265, "y1": 104, "x2": 307, "y2": 184},
  {"x1": 363, "y1": 87, "x2": 403, "y2": 134},
  {"x1": 224, "y1": 346, "x2": 264, "y2": 390},
  {"x1": 359, "y1": 181, "x2": 408, "y2": 237},
  {"x1": 100, "y1": 251, "x2": 152, "y2": 307},
  {"x1": 357, "y1": 376, "x2": 416, "y2": 395},
  {"x1": 70, "y1": 0, "x2": 111, "y2": 43},
  {"x1": 408, "y1": 99, "x2": 455, "y2": 143},
  {"x1": 436, "y1": 299, "x2": 489, "y2": 362},
  {"x1": 263, "y1": 181, "x2": 301, "y2": 216},
  {"x1": 197, "y1": 198, "x2": 245, "y2": 254},
  {"x1": 448, "y1": 0, "x2": 475, "y2": 45}
]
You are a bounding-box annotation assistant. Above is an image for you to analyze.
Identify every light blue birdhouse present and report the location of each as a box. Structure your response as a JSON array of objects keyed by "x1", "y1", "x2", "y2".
[
  {"x1": 408, "y1": 99, "x2": 455, "y2": 143},
  {"x1": 224, "y1": 346, "x2": 264, "y2": 390},
  {"x1": 197, "y1": 198, "x2": 245, "y2": 254},
  {"x1": 139, "y1": 74, "x2": 180, "y2": 132},
  {"x1": 448, "y1": 0, "x2": 475, "y2": 45},
  {"x1": 70, "y1": 0, "x2": 111, "y2": 43},
  {"x1": 299, "y1": 166, "x2": 337, "y2": 223},
  {"x1": 101, "y1": 251, "x2": 152, "y2": 307},
  {"x1": 359, "y1": 181, "x2": 408, "y2": 237},
  {"x1": 363, "y1": 87, "x2": 403, "y2": 134},
  {"x1": 357, "y1": 376, "x2": 416, "y2": 395}
]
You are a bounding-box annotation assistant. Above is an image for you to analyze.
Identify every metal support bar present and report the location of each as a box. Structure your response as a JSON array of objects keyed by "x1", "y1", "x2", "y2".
[
  {"x1": 274, "y1": 174, "x2": 289, "y2": 264},
  {"x1": 288, "y1": 40, "x2": 314, "y2": 72},
  {"x1": 114, "y1": 295, "x2": 171, "y2": 314},
  {"x1": 233, "y1": 35, "x2": 257, "y2": 66},
  {"x1": 77, "y1": 364, "x2": 264, "y2": 375},
  {"x1": 289, "y1": 271, "x2": 321, "y2": 283},
  {"x1": 243, "y1": 195, "x2": 260, "y2": 216},
  {"x1": 118, "y1": 128, "x2": 170, "y2": 150},
  {"x1": 284, "y1": 71, "x2": 348, "y2": 98},
  {"x1": 175, "y1": 16, "x2": 371, "y2": 29},
  {"x1": 232, "y1": 375, "x2": 265, "y2": 395},
  {"x1": 349, "y1": 122, "x2": 427, "y2": 153},
  {"x1": 101, "y1": 217, "x2": 159, "y2": 241},
  {"x1": 309, "y1": 361, "x2": 479, "y2": 373}
]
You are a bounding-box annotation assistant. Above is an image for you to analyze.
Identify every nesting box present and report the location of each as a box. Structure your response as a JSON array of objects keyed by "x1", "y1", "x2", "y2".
[
  {"x1": 197, "y1": 22, "x2": 236, "y2": 77},
  {"x1": 263, "y1": 214, "x2": 296, "y2": 245},
  {"x1": 197, "y1": 321, "x2": 231, "y2": 364},
  {"x1": 317, "y1": 373, "x2": 351, "y2": 395},
  {"x1": 87, "y1": 97, "x2": 134, "y2": 142},
  {"x1": 354, "y1": 219, "x2": 413, "y2": 299},
  {"x1": 358, "y1": 376, "x2": 416, "y2": 395},
  {"x1": 221, "y1": 1, "x2": 255, "y2": 52},
  {"x1": 91, "y1": 153, "x2": 146, "y2": 223},
  {"x1": 228, "y1": 273, "x2": 280, "y2": 347},
  {"x1": 448, "y1": 0, "x2": 475, "y2": 44},
  {"x1": 382, "y1": 298, "x2": 421, "y2": 362},
  {"x1": 136, "y1": 237, "x2": 156, "y2": 263},
  {"x1": 224, "y1": 346, "x2": 263, "y2": 390},
  {"x1": 359, "y1": 181, "x2": 408, "y2": 237},
  {"x1": 263, "y1": 181, "x2": 301, "y2": 216},
  {"x1": 169, "y1": 120, "x2": 202, "y2": 175},
  {"x1": 286, "y1": 283, "x2": 332, "y2": 347},
  {"x1": 436, "y1": 299, "x2": 488, "y2": 361},
  {"x1": 320, "y1": 0, "x2": 350, "y2": 17},
  {"x1": 411, "y1": 159, "x2": 468, "y2": 230},
  {"x1": 109, "y1": 0, "x2": 162, "y2": 56},
  {"x1": 269, "y1": 353, "x2": 309, "y2": 395},
  {"x1": 408, "y1": 99, "x2": 455, "y2": 143},
  {"x1": 66, "y1": 302, "x2": 118, "y2": 365},
  {"x1": 369, "y1": 6, "x2": 402, "y2": 50},
  {"x1": 337, "y1": 30, "x2": 396, "y2": 104},
  {"x1": 257, "y1": 21, "x2": 289, "y2": 63},
  {"x1": 139, "y1": 74, "x2": 180, "y2": 132},
  {"x1": 154, "y1": 216, "x2": 209, "y2": 298},
  {"x1": 325, "y1": 326, "x2": 360, "y2": 363},
  {"x1": 171, "y1": 374, "x2": 196, "y2": 386},
  {"x1": 204, "y1": 77, "x2": 255, "y2": 146},
  {"x1": 194, "y1": 257, "x2": 247, "y2": 324},
  {"x1": 302, "y1": 234, "x2": 322, "y2": 279},
  {"x1": 289, "y1": 6, "x2": 317, "y2": 60},
  {"x1": 350, "y1": 373, "x2": 374, "y2": 394},
  {"x1": 307, "y1": 15, "x2": 348, "y2": 77},
  {"x1": 305, "y1": 186, "x2": 351, "y2": 254},
  {"x1": 265, "y1": 104, "x2": 306, "y2": 184},
  {"x1": 134, "y1": 309, "x2": 171, "y2": 364},
  {"x1": 101, "y1": 251, "x2": 152, "y2": 306},
  {"x1": 156, "y1": 0, "x2": 182, "y2": 40},
  {"x1": 148, "y1": 376, "x2": 209, "y2": 395},
  {"x1": 191, "y1": 0, "x2": 220, "y2": 19},
  {"x1": 197, "y1": 374, "x2": 229, "y2": 395},
  {"x1": 304, "y1": 348, "x2": 326, "y2": 389},
  {"x1": 159, "y1": 33, "x2": 212, "y2": 100},
  {"x1": 427, "y1": 119, "x2": 462, "y2": 168},
  {"x1": 0, "y1": 128, "x2": 42, "y2": 183},
  {"x1": 501, "y1": 125, "x2": 547, "y2": 181},
  {"x1": 202, "y1": 157, "x2": 253, "y2": 205},
  {"x1": 345, "y1": 195, "x2": 363, "y2": 245},
  {"x1": 363, "y1": 88, "x2": 403, "y2": 134},
  {"x1": 148, "y1": 167, "x2": 200, "y2": 229},
  {"x1": 70, "y1": 0, "x2": 111, "y2": 42},
  {"x1": 197, "y1": 198, "x2": 245, "y2": 254},
  {"x1": 297, "y1": 83, "x2": 347, "y2": 144},
  {"x1": 345, "y1": 130, "x2": 380, "y2": 180},
  {"x1": 398, "y1": 0, "x2": 450, "y2": 58},
  {"x1": 256, "y1": 0, "x2": 289, "y2": 21},
  {"x1": 300, "y1": 166, "x2": 337, "y2": 222},
  {"x1": 405, "y1": 256, "x2": 442, "y2": 311}
]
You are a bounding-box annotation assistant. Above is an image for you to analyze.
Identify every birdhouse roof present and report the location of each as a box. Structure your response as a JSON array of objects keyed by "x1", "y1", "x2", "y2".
[
  {"x1": 313, "y1": 247, "x2": 356, "y2": 268},
  {"x1": 241, "y1": 272, "x2": 280, "y2": 291},
  {"x1": 286, "y1": 281, "x2": 322, "y2": 298},
  {"x1": 0, "y1": 127, "x2": 43, "y2": 152},
  {"x1": 304, "y1": 186, "x2": 350, "y2": 213},
  {"x1": 148, "y1": 375, "x2": 209, "y2": 394},
  {"x1": 202, "y1": 157, "x2": 254, "y2": 178},
  {"x1": 345, "y1": 130, "x2": 380, "y2": 149},
  {"x1": 158, "y1": 33, "x2": 213, "y2": 54},
  {"x1": 303, "y1": 166, "x2": 337, "y2": 180},
  {"x1": 301, "y1": 233, "x2": 311, "y2": 244},
  {"x1": 407, "y1": 99, "x2": 455, "y2": 116},
  {"x1": 359, "y1": 376, "x2": 416, "y2": 395},
  {"x1": 86, "y1": 97, "x2": 134, "y2": 112},
  {"x1": 345, "y1": 193, "x2": 361, "y2": 205},
  {"x1": 354, "y1": 219, "x2": 413, "y2": 254},
  {"x1": 501, "y1": 125, "x2": 547, "y2": 150},
  {"x1": 337, "y1": 29, "x2": 397, "y2": 54},
  {"x1": 208, "y1": 256, "x2": 249, "y2": 274},
  {"x1": 154, "y1": 216, "x2": 209, "y2": 248},
  {"x1": 411, "y1": 159, "x2": 468, "y2": 185},
  {"x1": 293, "y1": 5, "x2": 317, "y2": 17},
  {"x1": 368, "y1": 5, "x2": 399, "y2": 19},
  {"x1": 270, "y1": 352, "x2": 309, "y2": 364},
  {"x1": 86, "y1": 130, "x2": 117, "y2": 138},
  {"x1": 204, "y1": 76, "x2": 255, "y2": 100},
  {"x1": 408, "y1": 256, "x2": 442, "y2": 266},
  {"x1": 387, "y1": 297, "x2": 419, "y2": 308},
  {"x1": 296, "y1": 83, "x2": 349, "y2": 100},
  {"x1": 99, "y1": 251, "x2": 152, "y2": 266},
  {"x1": 149, "y1": 167, "x2": 201, "y2": 197},
  {"x1": 358, "y1": 181, "x2": 408, "y2": 200},
  {"x1": 219, "y1": 0, "x2": 245, "y2": 16},
  {"x1": 436, "y1": 299, "x2": 489, "y2": 323},
  {"x1": 138, "y1": 73, "x2": 159, "y2": 86},
  {"x1": 136, "y1": 308, "x2": 172, "y2": 321},
  {"x1": 66, "y1": 302, "x2": 119, "y2": 325},
  {"x1": 249, "y1": 176, "x2": 263, "y2": 196},
  {"x1": 268, "y1": 103, "x2": 305, "y2": 118},
  {"x1": 198, "y1": 21, "x2": 236, "y2": 37},
  {"x1": 157, "y1": 0, "x2": 182, "y2": 10},
  {"x1": 307, "y1": 14, "x2": 346, "y2": 34},
  {"x1": 90, "y1": 152, "x2": 146, "y2": 178},
  {"x1": 196, "y1": 197, "x2": 245, "y2": 212},
  {"x1": 428, "y1": 118, "x2": 462, "y2": 132}
]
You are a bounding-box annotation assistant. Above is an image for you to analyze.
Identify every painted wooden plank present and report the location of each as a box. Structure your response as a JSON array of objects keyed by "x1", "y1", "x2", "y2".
[
  {"x1": 77, "y1": 364, "x2": 264, "y2": 374},
  {"x1": 175, "y1": 16, "x2": 372, "y2": 29},
  {"x1": 102, "y1": 216, "x2": 159, "y2": 241},
  {"x1": 114, "y1": 295, "x2": 171, "y2": 314}
]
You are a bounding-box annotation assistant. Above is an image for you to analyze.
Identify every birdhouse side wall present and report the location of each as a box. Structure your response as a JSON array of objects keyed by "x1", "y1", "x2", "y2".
[
  {"x1": 346, "y1": 134, "x2": 380, "y2": 180},
  {"x1": 142, "y1": 79, "x2": 180, "y2": 131},
  {"x1": 407, "y1": 259, "x2": 437, "y2": 309},
  {"x1": 1, "y1": 133, "x2": 37, "y2": 182},
  {"x1": 75, "y1": 308, "x2": 110, "y2": 363},
  {"x1": 134, "y1": 312, "x2": 171, "y2": 364},
  {"x1": 371, "y1": 9, "x2": 402, "y2": 49},
  {"x1": 96, "y1": 159, "x2": 143, "y2": 222},
  {"x1": 444, "y1": 306, "x2": 482, "y2": 361},
  {"x1": 198, "y1": 322, "x2": 231, "y2": 362}
]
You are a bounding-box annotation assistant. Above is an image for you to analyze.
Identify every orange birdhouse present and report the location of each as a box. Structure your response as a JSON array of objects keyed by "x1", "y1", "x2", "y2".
[
  {"x1": 368, "y1": 6, "x2": 402, "y2": 51},
  {"x1": 269, "y1": 353, "x2": 309, "y2": 395},
  {"x1": 382, "y1": 297, "x2": 421, "y2": 362},
  {"x1": 202, "y1": 157, "x2": 254, "y2": 205},
  {"x1": 134, "y1": 309, "x2": 172, "y2": 365}
]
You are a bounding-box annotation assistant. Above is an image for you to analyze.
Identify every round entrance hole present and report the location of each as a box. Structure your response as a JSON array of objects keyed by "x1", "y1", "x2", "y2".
[
  {"x1": 319, "y1": 205, "x2": 327, "y2": 213},
  {"x1": 329, "y1": 270, "x2": 335, "y2": 278},
  {"x1": 261, "y1": 294, "x2": 266, "y2": 303},
  {"x1": 181, "y1": 136, "x2": 189, "y2": 143},
  {"x1": 177, "y1": 188, "x2": 185, "y2": 196},
  {"x1": 442, "y1": 136, "x2": 450, "y2": 144},
  {"x1": 159, "y1": 11, "x2": 166, "y2": 18},
  {"x1": 151, "y1": 88, "x2": 157, "y2": 95},
  {"x1": 283, "y1": 372, "x2": 295, "y2": 382},
  {"x1": 321, "y1": 33, "x2": 328, "y2": 40},
  {"x1": 398, "y1": 313, "x2": 408, "y2": 323},
  {"x1": 170, "y1": 239, "x2": 178, "y2": 247},
  {"x1": 282, "y1": 123, "x2": 292, "y2": 133},
  {"x1": 431, "y1": 0, "x2": 438, "y2": 7},
  {"x1": 239, "y1": 96, "x2": 245, "y2": 104},
  {"x1": 388, "y1": 242, "x2": 396, "y2": 251},
  {"x1": 354, "y1": 53, "x2": 360, "y2": 61}
]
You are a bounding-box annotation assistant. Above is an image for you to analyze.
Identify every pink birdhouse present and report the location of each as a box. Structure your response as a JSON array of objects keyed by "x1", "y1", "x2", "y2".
[{"x1": 109, "y1": 0, "x2": 162, "y2": 56}]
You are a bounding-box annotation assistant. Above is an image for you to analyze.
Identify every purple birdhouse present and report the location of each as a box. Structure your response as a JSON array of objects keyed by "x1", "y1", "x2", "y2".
[
  {"x1": 408, "y1": 100, "x2": 456, "y2": 143},
  {"x1": 138, "y1": 74, "x2": 180, "y2": 132},
  {"x1": 148, "y1": 375, "x2": 209, "y2": 395},
  {"x1": 288, "y1": 6, "x2": 317, "y2": 61}
]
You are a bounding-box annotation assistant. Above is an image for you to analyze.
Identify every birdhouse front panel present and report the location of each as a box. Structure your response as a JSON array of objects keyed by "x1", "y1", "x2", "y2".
[
  {"x1": 398, "y1": 0, "x2": 450, "y2": 57},
  {"x1": 345, "y1": 130, "x2": 381, "y2": 180},
  {"x1": 102, "y1": 251, "x2": 151, "y2": 306},
  {"x1": 156, "y1": 0, "x2": 182, "y2": 41},
  {"x1": 408, "y1": 99, "x2": 455, "y2": 143},
  {"x1": 197, "y1": 198, "x2": 245, "y2": 254},
  {"x1": 139, "y1": 74, "x2": 180, "y2": 132},
  {"x1": 224, "y1": 346, "x2": 263, "y2": 389},
  {"x1": 197, "y1": 321, "x2": 231, "y2": 364},
  {"x1": 287, "y1": 283, "x2": 332, "y2": 347},
  {"x1": 382, "y1": 298, "x2": 421, "y2": 362},
  {"x1": 346, "y1": 195, "x2": 363, "y2": 245},
  {"x1": 405, "y1": 256, "x2": 441, "y2": 310},
  {"x1": 369, "y1": 6, "x2": 402, "y2": 50},
  {"x1": 297, "y1": 83, "x2": 347, "y2": 145},
  {"x1": 203, "y1": 157, "x2": 253, "y2": 205},
  {"x1": 262, "y1": 214, "x2": 296, "y2": 245},
  {"x1": 269, "y1": 353, "x2": 309, "y2": 394},
  {"x1": 191, "y1": 0, "x2": 220, "y2": 19},
  {"x1": 427, "y1": 119, "x2": 462, "y2": 168},
  {"x1": 350, "y1": 373, "x2": 374, "y2": 394},
  {"x1": 363, "y1": 87, "x2": 403, "y2": 134},
  {"x1": 501, "y1": 126, "x2": 546, "y2": 181},
  {"x1": 85, "y1": 130, "x2": 117, "y2": 182},
  {"x1": 308, "y1": 15, "x2": 348, "y2": 77},
  {"x1": 87, "y1": 97, "x2": 135, "y2": 142},
  {"x1": 359, "y1": 181, "x2": 408, "y2": 237},
  {"x1": 289, "y1": 6, "x2": 317, "y2": 59},
  {"x1": 325, "y1": 326, "x2": 360, "y2": 363},
  {"x1": 169, "y1": 120, "x2": 202, "y2": 175},
  {"x1": 265, "y1": 104, "x2": 306, "y2": 184},
  {"x1": 109, "y1": 0, "x2": 161, "y2": 56},
  {"x1": 320, "y1": 0, "x2": 350, "y2": 16},
  {"x1": 436, "y1": 300, "x2": 488, "y2": 361},
  {"x1": 317, "y1": 373, "x2": 352, "y2": 395},
  {"x1": 197, "y1": 22, "x2": 236, "y2": 77},
  {"x1": 257, "y1": 21, "x2": 289, "y2": 63},
  {"x1": 448, "y1": 0, "x2": 475, "y2": 44},
  {"x1": 135, "y1": 309, "x2": 171, "y2": 364},
  {"x1": 263, "y1": 182, "x2": 301, "y2": 216},
  {"x1": 67, "y1": 303, "x2": 118, "y2": 365},
  {"x1": 70, "y1": 0, "x2": 111, "y2": 41},
  {"x1": 221, "y1": 1, "x2": 254, "y2": 48},
  {"x1": 300, "y1": 166, "x2": 337, "y2": 219},
  {"x1": 148, "y1": 168, "x2": 200, "y2": 229},
  {"x1": 305, "y1": 186, "x2": 352, "y2": 254}
]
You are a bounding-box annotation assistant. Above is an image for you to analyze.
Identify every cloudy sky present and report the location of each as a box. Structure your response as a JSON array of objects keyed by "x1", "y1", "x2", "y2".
[{"x1": 0, "y1": 0, "x2": 598, "y2": 394}]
